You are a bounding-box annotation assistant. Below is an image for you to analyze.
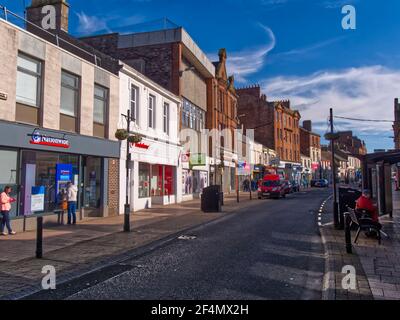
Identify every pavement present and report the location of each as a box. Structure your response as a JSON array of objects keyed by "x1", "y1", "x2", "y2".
[
  {"x1": 0, "y1": 192, "x2": 265, "y2": 300},
  {"x1": 22, "y1": 188, "x2": 329, "y2": 300},
  {"x1": 320, "y1": 188, "x2": 400, "y2": 300}
]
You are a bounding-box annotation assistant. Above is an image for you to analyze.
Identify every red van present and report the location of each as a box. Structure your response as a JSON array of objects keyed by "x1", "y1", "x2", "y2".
[{"x1": 258, "y1": 175, "x2": 286, "y2": 199}]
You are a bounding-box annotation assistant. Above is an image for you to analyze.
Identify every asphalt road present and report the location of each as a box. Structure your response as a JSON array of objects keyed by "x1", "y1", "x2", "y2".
[{"x1": 26, "y1": 189, "x2": 331, "y2": 300}]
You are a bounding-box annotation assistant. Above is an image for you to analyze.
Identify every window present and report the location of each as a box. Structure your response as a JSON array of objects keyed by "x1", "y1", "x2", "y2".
[
  {"x1": 16, "y1": 53, "x2": 42, "y2": 125},
  {"x1": 131, "y1": 85, "x2": 139, "y2": 122},
  {"x1": 93, "y1": 84, "x2": 108, "y2": 138},
  {"x1": 148, "y1": 94, "x2": 156, "y2": 128},
  {"x1": 60, "y1": 71, "x2": 80, "y2": 132},
  {"x1": 163, "y1": 102, "x2": 170, "y2": 135},
  {"x1": 139, "y1": 163, "x2": 150, "y2": 198},
  {"x1": 182, "y1": 99, "x2": 205, "y2": 132}
]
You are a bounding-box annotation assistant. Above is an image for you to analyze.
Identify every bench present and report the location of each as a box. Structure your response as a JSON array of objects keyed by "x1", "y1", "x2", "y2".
[{"x1": 347, "y1": 207, "x2": 387, "y2": 245}]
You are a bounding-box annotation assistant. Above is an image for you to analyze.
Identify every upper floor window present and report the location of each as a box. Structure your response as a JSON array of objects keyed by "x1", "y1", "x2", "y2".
[
  {"x1": 130, "y1": 85, "x2": 139, "y2": 123},
  {"x1": 16, "y1": 53, "x2": 42, "y2": 125},
  {"x1": 148, "y1": 94, "x2": 156, "y2": 129},
  {"x1": 93, "y1": 84, "x2": 108, "y2": 138},
  {"x1": 60, "y1": 70, "x2": 80, "y2": 132},
  {"x1": 163, "y1": 102, "x2": 170, "y2": 135},
  {"x1": 182, "y1": 99, "x2": 205, "y2": 132}
]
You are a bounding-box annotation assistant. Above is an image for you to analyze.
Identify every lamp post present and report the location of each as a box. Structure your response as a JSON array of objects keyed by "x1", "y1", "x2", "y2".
[
  {"x1": 118, "y1": 110, "x2": 137, "y2": 233},
  {"x1": 325, "y1": 108, "x2": 340, "y2": 230}
]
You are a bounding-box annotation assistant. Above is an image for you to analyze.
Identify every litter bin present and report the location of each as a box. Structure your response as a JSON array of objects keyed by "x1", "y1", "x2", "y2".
[
  {"x1": 339, "y1": 187, "x2": 362, "y2": 229},
  {"x1": 201, "y1": 185, "x2": 222, "y2": 213}
]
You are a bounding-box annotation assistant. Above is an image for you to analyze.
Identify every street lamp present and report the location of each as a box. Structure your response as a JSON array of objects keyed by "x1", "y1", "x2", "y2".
[
  {"x1": 115, "y1": 109, "x2": 140, "y2": 232},
  {"x1": 325, "y1": 108, "x2": 341, "y2": 230}
]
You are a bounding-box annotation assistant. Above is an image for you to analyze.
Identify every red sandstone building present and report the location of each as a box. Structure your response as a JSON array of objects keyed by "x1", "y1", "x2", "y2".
[
  {"x1": 237, "y1": 85, "x2": 301, "y2": 180},
  {"x1": 300, "y1": 121, "x2": 321, "y2": 179}
]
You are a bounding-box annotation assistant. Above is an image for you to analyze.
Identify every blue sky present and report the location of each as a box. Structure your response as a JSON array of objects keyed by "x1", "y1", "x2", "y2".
[{"x1": 3, "y1": 0, "x2": 399, "y2": 152}]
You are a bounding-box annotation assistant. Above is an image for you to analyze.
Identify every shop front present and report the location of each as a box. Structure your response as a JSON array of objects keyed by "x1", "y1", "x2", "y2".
[
  {"x1": 0, "y1": 121, "x2": 120, "y2": 232},
  {"x1": 181, "y1": 153, "x2": 209, "y2": 201},
  {"x1": 123, "y1": 137, "x2": 181, "y2": 211}
]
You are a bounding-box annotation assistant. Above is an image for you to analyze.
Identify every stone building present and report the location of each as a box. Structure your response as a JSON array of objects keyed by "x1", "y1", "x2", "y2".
[
  {"x1": 0, "y1": 2, "x2": 121, "y2": 232},
  {"x1": 237, "y1": 85, "x2": 301, "y2": 180},
  {"x1": 335, "y1": 131, "x2": 367, "y2": 156},
  {"x1": 207, "y1": 49, "x2": 239, "y2": 192},
  {"x1": 300, "y1": 120, "x2": 321, "y2": 179}
]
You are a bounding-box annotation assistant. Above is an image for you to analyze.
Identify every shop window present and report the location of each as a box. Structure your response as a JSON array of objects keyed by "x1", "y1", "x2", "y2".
[
  {"x1": 16, "y1": 53, "x2": 42, "y2": 125},
  {"x1": 150, "y1": 165, "x2": 163, "y2": 197},
  {"x1": 60, "y1": 70, "x2": 80, "y2": 132},
  {"x1": 139, "y1": 163, "x2": 150, "y2": 198},
  {"x1": 93, "y1": 84, "x2": 108, "y2": 138},
  {"x1": 164, "y1": 166, "x2": 175, "y2": 196},
  {"x1": 20, "y1": 151, "x2": 79, "y2": 216},
  {"x1": 83, "y1": 157, "x2": 101, "y2": 209},
  {"x1": 0, "y1": 150, "x2": 18, "y2": 218}
]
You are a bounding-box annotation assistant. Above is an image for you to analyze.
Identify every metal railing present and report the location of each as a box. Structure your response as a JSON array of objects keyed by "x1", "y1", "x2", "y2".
[{"x1": 0, "y1": 5, "x2": 119, "y2": 71}]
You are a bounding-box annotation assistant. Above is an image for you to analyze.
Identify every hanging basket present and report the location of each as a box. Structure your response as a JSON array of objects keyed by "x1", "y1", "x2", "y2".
[
  {"x1": 324, "y1": 133, "x2": 340, "y2": 141},
  {"x1": 115, "y1": 129, "x2": 129, "y2": 141},
  {"x1": 127, "y1": 134, "x2": 143, "y2": 144}
]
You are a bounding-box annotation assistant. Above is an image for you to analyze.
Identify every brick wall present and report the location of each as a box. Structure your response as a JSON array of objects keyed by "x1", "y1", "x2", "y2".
[
  {"x1": 108, "y1": 159, "x2": 119, "y2": 217},
  {"x1": 300, "y1": 127, "x2": 311, "y2": 157}
]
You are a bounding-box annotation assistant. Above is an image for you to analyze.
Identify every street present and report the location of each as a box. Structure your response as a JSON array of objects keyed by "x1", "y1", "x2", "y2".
[{"x1": 25, "y1": 189, "x2": 330, "y2": 300}]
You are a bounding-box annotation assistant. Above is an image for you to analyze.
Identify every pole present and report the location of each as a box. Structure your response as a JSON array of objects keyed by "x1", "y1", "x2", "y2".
[
  {"x1": 236, "y1": 163, "x2": 240, "y2": 203},
  {"x1": 36, "y1": 216, "x2": 43, "y2": 259},
  {"x1": 344, "y1": 212, "x2": 352, "y2": 254},
  {"x1": 330, "y1": 108, "x2": 340, "y2": 229},
  {"x1": 124, "y1": 109, "x2": 131, "y2": 232},
  {"x1": 249, "y1": 174, "x2": 252, "y2": 200}
]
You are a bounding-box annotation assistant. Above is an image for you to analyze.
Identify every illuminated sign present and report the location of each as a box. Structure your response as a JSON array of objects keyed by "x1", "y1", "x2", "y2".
[
  {"x1": 133, "y1": 142, "x2": 150, "y2": 150},
  {"x1": 29, "y1": 131, "x2": 70, "y2": 149}
]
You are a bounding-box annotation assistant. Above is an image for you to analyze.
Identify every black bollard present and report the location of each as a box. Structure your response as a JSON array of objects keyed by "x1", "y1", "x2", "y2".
[
  {"x1": 344, "y1": 212, "x2": 352, "y2": 254},
  {"x1": 36, "y1": 216, "x2": 43, "y2": 259}
]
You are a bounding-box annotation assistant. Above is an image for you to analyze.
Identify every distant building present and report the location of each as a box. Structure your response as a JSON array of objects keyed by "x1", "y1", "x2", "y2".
[
  {"x1": 300, "y1": 121, "x2": 321, "y2": 179},
  {"x1": 335, "y1": 131, "x2": 367, "y2": 156},
  {"x1": 394, "y1": 98, "x2": 400, "y2": 150}
]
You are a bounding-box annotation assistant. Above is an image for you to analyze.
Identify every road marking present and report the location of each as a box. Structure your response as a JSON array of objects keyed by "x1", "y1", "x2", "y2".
[{"x1": 178, "y1": 235, "x2": 197, "y2": 240}]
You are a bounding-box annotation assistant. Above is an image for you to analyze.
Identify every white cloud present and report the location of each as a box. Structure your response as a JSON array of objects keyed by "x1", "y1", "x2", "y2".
[
  {"x1": 262, "y1": 66, "x2": 397, "y2": 135},
  {"x1": 76, "y1": 12, "x2": 109, "y2": 34},
  {"x1": 209, "y1": 24, "x2": 276, "y2": 82}
]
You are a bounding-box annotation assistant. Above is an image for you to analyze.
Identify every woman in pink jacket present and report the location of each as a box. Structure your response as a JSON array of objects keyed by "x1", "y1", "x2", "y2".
[{"x1": 1, "y1": 186, "x2": 17, "y2": 236}]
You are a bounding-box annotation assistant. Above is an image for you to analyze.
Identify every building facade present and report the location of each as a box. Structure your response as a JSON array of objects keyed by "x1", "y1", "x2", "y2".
[
  {"x1": 81, "y1": 27, "x2": 215, "y2": 200},
  {"x1": 0, "y1": 12, "x2": 120, "y2": 232},
  {"x1": 336, "y1": 131, "x2": 367, "y2": 156},
  {"x1": 394, "y1": 98, "x2": 400, "y2": 150},
  {"x1": 300, "y1": 121, "x2": 321, "y2": 179},
  {"x1": 237, "y1": 85, "x2": 301, "y2": 181},
  {"x1": 207, "y1": 49, "x2": 239, "y2": 193},
  {"x1": 118, "y1": 64, "x2": 182, "y2": 212}
]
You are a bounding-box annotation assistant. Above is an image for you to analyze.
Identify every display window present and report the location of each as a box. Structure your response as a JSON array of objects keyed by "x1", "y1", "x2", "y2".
[
  {"x1": 140, "y1": 163, "x2": 175, "y2": 198},
  {"x1": 0, "y1": 150, "x2": 19, "y2": 218},
  {"x1": 139, "y1": 163, "x2": 150, "y2": 198},
  {"x1": 182, "y1": 170, "x2": 208, "y2": 195}
]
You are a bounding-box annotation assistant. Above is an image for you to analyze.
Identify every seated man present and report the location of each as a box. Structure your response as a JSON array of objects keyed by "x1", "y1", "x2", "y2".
[{"x1": 356, "y1": 189, "x2": 382, "y2": 236}]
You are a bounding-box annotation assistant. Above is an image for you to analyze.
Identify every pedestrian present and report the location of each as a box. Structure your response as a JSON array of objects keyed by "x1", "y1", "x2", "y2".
[
  {"x1": 356, "y1": 189, "x2": 382, "y2": 237},
  {"x1": 1, "y1": 186, "x2": 17, "y2": 236},
  {"x1": 67, "y1": 182, "x2": 78, "y2": 225}
]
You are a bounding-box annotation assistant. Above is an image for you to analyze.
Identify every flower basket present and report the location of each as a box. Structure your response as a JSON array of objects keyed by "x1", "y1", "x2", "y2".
[
  {"x1": 127, "y1": 134, "x2": 143, "y2": 144},
  {"x1": 115, "y1": 129, "x2": 129, "y2": 141}
]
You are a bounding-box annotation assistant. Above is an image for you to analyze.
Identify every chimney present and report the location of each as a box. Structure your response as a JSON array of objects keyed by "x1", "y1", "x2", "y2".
[
  {"x1": 303, "y1": 120, "x2": 312, "y2": 132},
  {"x1": 27, "y1": 0, "x2": 70, "y2": 34}
]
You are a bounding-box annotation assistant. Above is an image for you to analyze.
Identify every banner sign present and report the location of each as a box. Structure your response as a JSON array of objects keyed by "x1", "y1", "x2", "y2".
[
  {"x1": 189, "y1": 154, "x2": 206, "y2": 167},
  {"x1": 238, "y1": 161, "x2": 251, "y2": 176},
  {"x1": 31, "y1": 186, "x2": 45, "y2": 213}
]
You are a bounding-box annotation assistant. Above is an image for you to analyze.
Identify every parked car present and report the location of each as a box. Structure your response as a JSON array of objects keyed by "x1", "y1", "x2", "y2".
[
  {"x1": 291, "y1": 181, "x2": 300, "y2": 192},
  {"x1": 258, "y1": 175, "x2": 286, "y2": 199},
  {"x1": 315, "y1": 179, "x2": 329, "y2": 188},
  {"x1": 310, "y1": 180, "x2": 317, "y2": 187}
]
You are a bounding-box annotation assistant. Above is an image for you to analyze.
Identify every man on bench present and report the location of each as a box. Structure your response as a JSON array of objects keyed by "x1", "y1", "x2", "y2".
[{"x1": 355, "y1": 189, "x2": 382, "y2": 238}]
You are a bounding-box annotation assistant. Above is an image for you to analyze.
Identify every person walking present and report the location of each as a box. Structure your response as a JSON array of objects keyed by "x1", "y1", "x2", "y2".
[
  {"x1": 67, "y1": 182, "x2": 78, "y2": 225},
  {"x1": 1, "y1": 186, "x2": 17, "y2": 236}
]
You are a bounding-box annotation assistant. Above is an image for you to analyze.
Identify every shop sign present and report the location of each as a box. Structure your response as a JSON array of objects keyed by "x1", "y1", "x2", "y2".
[
  {"x1": 55, "y1": 164, "x2": 73, "y2": 196},
  {"x1": 31, "y1": 186, "x2": 45, "y2": 213},
  {"x1": 312, "y1": 163, "x2": 320, "y2": 171},
  {"x1": 189, "y1": 153, "x2": 206, "y2": 167},
  {"x1": 238, "y1": 161, "x2": 251, "y2": 176},
  {"x1": 29, "y1": 131, "x2": 70, "y2": 149},
  {"x1": 133, "y1": 142, "x2": 150, "y2": 150},
  {"x1": 181, "y1": 152, "x2": 190, "y2": 163}
]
